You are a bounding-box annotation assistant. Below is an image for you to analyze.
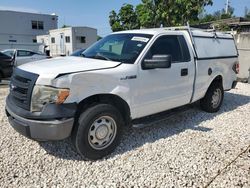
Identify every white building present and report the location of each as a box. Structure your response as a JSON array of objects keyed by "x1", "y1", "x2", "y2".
[
  {"x1": 37, "y1": 27, "x2": 97, "y2": 56},
  {"x1": 0, "y1": 10, "x2": 58, "y2": 51}
]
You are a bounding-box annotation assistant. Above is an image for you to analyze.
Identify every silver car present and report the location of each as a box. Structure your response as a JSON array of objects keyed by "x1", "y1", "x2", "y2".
[{"x1": 1, "y1": 49, "x2": 48, "y2": 66}]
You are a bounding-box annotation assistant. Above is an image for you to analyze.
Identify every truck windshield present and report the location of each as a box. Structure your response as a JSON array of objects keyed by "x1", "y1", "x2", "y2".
[{"x1": 82, "y1": 33, "x2": 153, "y2": 64}]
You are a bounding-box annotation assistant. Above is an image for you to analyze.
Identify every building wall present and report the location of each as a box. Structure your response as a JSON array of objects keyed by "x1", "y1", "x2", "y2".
[
  {"x1": 71, "y1": 27, "x2": 97, "y2": 51},
  {"x1": 37, "y1": 35, "x2": 49, "y2": 46},
  {"x1": 0, "y1": 10, "x2": 58, "y2": 45},
  {"x1": 0, "y1": 43, "x2": 42, "y2": 52},
  {"x1": 49, "y1": 27, "x2": 73, "y2": 56},
  {"x1": 47, "y1": 27, "x2": 97, "y2": 56},
  {"x1": 235, "y1": 33, "x2": 250, "y2": 80}
]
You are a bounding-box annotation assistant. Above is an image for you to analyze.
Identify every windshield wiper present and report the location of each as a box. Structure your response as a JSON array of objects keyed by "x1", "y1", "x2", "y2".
[{"x1": 94, "y1": 53, "x2": 112, "y2": 61}]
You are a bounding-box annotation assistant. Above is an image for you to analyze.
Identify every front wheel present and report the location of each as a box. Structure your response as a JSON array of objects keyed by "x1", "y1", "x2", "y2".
[
  {"x1": 72, "y1": 104, "x2": 124, "y2": 160},
  {"x1": 200, "y1": 82, "x2": 224, "y2": 113}
]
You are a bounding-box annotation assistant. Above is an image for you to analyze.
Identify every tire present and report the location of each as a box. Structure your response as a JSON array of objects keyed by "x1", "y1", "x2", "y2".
[
  {"x1": 200, "y1": 82, "x2": 224, "y2": 113},
  {"x1": 72, "y1": 104, "x2": 124, "y2": 160},
  {"x1": 0, "y1": 72, "x2": 3, "y2": 80}
]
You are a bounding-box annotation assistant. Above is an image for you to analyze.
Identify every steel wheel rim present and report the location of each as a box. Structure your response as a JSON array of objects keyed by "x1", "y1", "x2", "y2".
[
  {"x1": 211, "y1": 89, "x2": 222, "y2": 108},
  {"x1": 88, "y1": 116, "x2": 117, "y2": 150}
]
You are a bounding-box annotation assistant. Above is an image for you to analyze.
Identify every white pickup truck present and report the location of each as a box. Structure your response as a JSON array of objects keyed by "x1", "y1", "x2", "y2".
[{"x1": 6, "y1": 27, "x2": 239, "y2": 160}]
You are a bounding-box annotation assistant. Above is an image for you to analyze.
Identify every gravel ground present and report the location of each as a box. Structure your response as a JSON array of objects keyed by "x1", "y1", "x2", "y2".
[{"x1": 0, "y1": 83, "x2": 249, "y2": 187}]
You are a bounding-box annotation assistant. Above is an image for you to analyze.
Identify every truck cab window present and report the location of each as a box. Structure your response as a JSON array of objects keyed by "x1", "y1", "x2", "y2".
[{"x1": 145, "y1": 35, "x2": 190, "y2": 63}]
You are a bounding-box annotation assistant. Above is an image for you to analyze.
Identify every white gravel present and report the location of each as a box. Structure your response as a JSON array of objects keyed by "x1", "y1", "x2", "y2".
[{"x1": 0, "y1": 83, "x2": 249, "y2": 187}]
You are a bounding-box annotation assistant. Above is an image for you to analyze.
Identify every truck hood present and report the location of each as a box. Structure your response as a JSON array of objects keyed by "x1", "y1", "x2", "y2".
[{"x1": 19, "y1": 56, "x2": 121, "y2": 76}]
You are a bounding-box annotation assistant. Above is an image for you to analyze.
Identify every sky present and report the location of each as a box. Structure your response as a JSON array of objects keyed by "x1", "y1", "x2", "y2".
[{"x1": 0, "y1": 0, "x2": 250, "y2": 36}]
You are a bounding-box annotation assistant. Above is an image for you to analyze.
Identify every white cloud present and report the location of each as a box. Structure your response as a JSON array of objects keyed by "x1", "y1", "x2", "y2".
[{"x1": 0, "y1": 6, "x2": 40, "y2": 13}]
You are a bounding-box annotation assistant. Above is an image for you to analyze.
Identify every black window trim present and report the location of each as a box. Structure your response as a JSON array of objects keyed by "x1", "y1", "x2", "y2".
[
  {"x1": 31, "y1": 20, "x2": 44, "y2": 30},
  {"x1": 51, "y1": 37, "x2": 55, "y2": 43},
  {"x1": 65, "y1": 36, "x2": 71, "y2": 43},
  {"x1": 193, "y1": 35, "x2": 234, "y2": 40},
  {"x1": 38, "y1": 21, "x2": 44, "y2": 30},
  {"x1": 176, "y1": 35, "x2": 191, "y2": 63},
  {"x1": 31, "y1": 20, "x2": 38, "y2": 29},
  {"x1": 141, "y1": 34, "x2": 191, "y2": 65}
]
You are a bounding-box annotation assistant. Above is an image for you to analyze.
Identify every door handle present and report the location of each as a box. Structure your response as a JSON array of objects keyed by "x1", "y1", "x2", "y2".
[{"x1": 181, "y1": 68, "x2": 188, "y2": 76}]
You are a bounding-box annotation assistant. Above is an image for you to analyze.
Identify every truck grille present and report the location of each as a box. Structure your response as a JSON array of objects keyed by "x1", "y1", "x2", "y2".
[{"x1": 9, "y1": 68, "x2": 39, "y2": 111}]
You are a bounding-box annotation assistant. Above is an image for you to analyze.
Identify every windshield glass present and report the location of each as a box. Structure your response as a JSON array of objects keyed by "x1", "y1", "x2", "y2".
[
  {"x1": 82, "y1": 33, "x2": 153, "y2": 64},
  {"x1": 1, "y1": 50, "x2": 14, "y2": 58}
]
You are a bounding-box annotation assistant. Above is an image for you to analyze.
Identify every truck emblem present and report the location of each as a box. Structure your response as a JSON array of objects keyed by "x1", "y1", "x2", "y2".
[{"x1": 120, "y1": 75, "x2": 137, "y2": 80}]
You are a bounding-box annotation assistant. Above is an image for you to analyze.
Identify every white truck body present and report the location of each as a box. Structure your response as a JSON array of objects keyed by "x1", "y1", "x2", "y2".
[
  {"x1": 18, "y1": 28, "x2": 238, "y2": 118},
  {"x1": 6, "y1": 27, "x2": 239, "y2": 159}
]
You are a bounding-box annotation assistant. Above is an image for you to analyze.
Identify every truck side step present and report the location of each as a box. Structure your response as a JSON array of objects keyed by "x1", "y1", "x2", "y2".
[{"x1": 132, "y1": 105, "x2": 192, "y2": 129}]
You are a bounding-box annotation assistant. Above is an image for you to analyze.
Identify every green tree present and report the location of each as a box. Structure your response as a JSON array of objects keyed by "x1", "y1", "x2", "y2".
[
  {"x1": 119, "y1": 4, "x2": 140, "y2": 30},
  {"x1": 109, "y1": 0, "x2": 213, "y2": 31},
  {"x1": 199, "y1": 14, "x2": 217, "y2": 23},
  {"x1": 109, "y1": 4, "x2": 140, "y2": 32},
  {"x1": 196, "y1": 4, "x2": 235, "y2": 26},
  {"x1": 109, "y1": 10, "x2": 123, "y2": 32},
  {"x1": 244, "y1": 7, "x2": 250, "y2": 19},
  {"x1": 61, "y1": 25, "x2": 70, "y2": 28},
  {"x1": 220, "y1": 5, "x2": 234, "y2": 19},
  {"x1": 136, "y1": 1, "x2": 157, "y2": 28},
  {"x1": 135, "y1": 0, "x2": 213, "y2": 28},
  {"x1": 213, "y1": 10, "x2": 222, "y2": 20}
]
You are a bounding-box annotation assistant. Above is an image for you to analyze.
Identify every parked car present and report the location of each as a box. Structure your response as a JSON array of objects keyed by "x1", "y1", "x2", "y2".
[
  {"x1": 0, "y1": 51, "x2": 15, "y2": 79},
  {"x1": 70, "y1": 48, "x2": 86, "y2": 57},
  {"x1": 6, "y1": 27, "x2": 239, "y2": 160},
  {"x1": 1, "y1": 49, "x2": 48, "y2": 66}
]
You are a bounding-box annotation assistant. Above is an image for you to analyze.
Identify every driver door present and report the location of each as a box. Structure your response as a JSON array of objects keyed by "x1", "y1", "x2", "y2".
[{"x1": 134, "y1": 34, "x2": 194, "y2": 118}]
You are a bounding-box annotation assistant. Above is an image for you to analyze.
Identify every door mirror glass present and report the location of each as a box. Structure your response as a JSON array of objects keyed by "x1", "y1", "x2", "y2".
[{"x1": 142, "y1": 55, "x2": 172, "y2": 70}]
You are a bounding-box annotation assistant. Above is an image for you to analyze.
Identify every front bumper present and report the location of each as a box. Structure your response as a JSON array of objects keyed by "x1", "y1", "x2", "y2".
[{"x1": 5, "y1": 99, "x2": 76, "y2": 141}]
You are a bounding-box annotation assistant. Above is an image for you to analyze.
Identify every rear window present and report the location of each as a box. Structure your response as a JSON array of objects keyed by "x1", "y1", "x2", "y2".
[
  {"x1": 0, "y1": 52, "x2": 11, "y2": 59},
  {"x1": 2, "y1": 50, "x2": 14, "y2": 57}
]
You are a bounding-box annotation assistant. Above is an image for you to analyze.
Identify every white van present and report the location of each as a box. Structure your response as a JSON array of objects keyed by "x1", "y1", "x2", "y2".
[{"x1": 6, "y1": 27, "x2": 239, "y2": 160}]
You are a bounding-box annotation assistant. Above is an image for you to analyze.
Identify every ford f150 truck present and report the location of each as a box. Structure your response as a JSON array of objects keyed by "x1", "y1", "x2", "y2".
[{"x1": 6, "y1": 27, "x2": 239, "y2": 160}]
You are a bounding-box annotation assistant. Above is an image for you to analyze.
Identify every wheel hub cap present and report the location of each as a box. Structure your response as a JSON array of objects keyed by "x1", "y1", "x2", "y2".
[
  {"x1": 211, "y1": 89, "x2": 222, "y2": 108},
  {"x1": 88, "y1": 116, "x2": 117, "y2": 150},
  {"x1": 96, "y1": 125, "x2": 108, "y2": 140}
]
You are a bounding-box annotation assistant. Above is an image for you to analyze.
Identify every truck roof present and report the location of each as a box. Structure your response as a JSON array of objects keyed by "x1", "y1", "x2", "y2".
[{"x1": 114, "y1": 27, "x2": 234, "y2": 39}]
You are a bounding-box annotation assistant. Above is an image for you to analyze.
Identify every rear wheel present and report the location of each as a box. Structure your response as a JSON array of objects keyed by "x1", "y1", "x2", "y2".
[
  {"x1": 72, "y1": 104, "x2": 124, "y2": 160},
  {"x1": 200, "y1": 82, "x2": 224, "y2": 113}
]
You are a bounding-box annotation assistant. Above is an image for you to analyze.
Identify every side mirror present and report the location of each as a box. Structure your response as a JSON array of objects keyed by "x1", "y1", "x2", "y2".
[{"x1": 142, "y1": 55, "x2": 172, "y2": 70}]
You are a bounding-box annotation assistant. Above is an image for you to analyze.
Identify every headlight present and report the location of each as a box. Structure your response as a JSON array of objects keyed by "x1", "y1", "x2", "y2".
[{"x1": 31, "y1": 85, "x2": 70, "y2": 112}]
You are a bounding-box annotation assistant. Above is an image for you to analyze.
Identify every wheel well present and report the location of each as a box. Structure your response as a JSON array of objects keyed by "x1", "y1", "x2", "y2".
[
  {"x1": 75, "y1": 94, "x2": 131, "y2": 126},
  {"x1": 203, "y1": 75, "x2": 223, "y2": 99},
  {"x1": 212, "y1": 75, "x2": 223, "y2": 87}
]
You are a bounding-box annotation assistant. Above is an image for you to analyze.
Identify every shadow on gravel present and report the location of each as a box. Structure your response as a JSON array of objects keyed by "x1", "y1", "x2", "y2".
[{"x1": 39, "y1": 92, "x2": 250, "y2": 161}]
